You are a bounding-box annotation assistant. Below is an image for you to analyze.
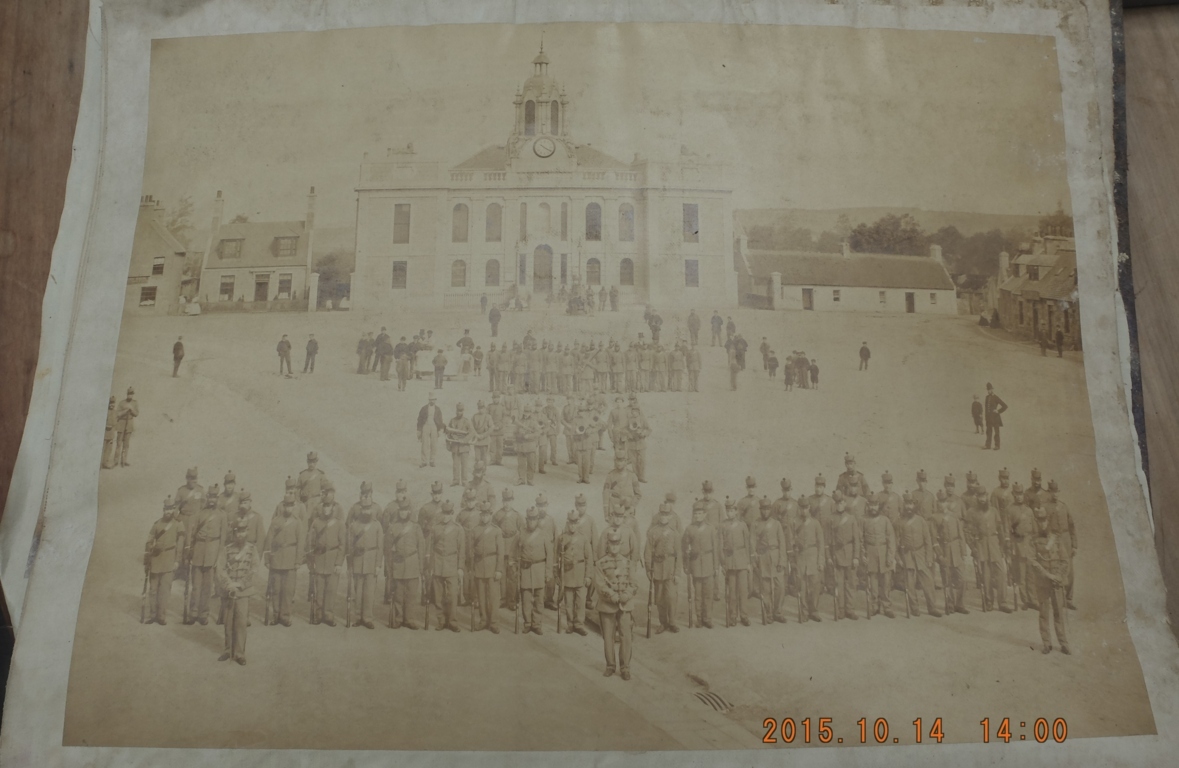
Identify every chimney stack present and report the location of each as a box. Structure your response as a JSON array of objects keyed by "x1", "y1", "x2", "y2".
[
  {"x1": 929, "y1": 243, "x2": 943, "y2": 262},
  {"x1": 306, "y1": 185, "x2": 317, "y2": 231},
  {"x1": 211, "y1": 190, "x2": 224, "y2": 234},
  {"x1": 999, "y1": 251, "x2": 1010, "y2": 279},
  {"x1": 841, "y1": 241, "x2": 851, "y2": 259}
]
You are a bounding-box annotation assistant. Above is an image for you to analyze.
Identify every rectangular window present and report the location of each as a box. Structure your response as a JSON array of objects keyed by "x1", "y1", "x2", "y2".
[
  {"x1": 1064, "y1": 307, "x2": 1071, "y2": 333},
  {"x1": 219, "y1": 275, "x2": 235, "y2": 301},
  {"x1": 393, "y1": 204, "x2": 411, "y2": 244},
  {"x1": 833, "y1": 289, "x2": 841, "y2": 302},
  {"x1": 391, "y1": 261, "x2": 407, "y2": 289},
  {"x1": 930, "y1": 292, "x2": 937, "y2": 305},
  {"x1": 276, "y1": 237, "x2": 298, "y2": 259},
  {"x1": 138, "y1": 286, "x2": 157, "y2": 306},
  {"x1": 561, "y1": 203, "x2": 568, "y2": 240},
  {"x1": 1028, "y1": 265, "x2": 1039, "y2": 281},
  {"x1": 152, "y1": 255, "x2": 166, "y2": 276},
  {"x1": 684, "y1": 259, "x2": 699, "y2": 288},
  {"x1": 879, "y1": 290, "x2": 886, "y2": 305},
  {"x1": 560, "y1": 254, "x2": 568, "y2": 285},
  {"x1": 519, "y1": 203, "x2": 527, "y2": 242},
  {"x1": 277, "y1": 273, "x2": 293, "y2": 300},
  {"x1": 1018, "y1": 301, "x2": 1024, "y2": 324},
  {"x1": 683, "y1": 203, "x2": 700, "y2": 243},
  {"x1": 218, "y1": 239, "x2": 243, "y2": 259},
  {"x1": 519, "y1": 254, "x2": 527, "y2": 285}
]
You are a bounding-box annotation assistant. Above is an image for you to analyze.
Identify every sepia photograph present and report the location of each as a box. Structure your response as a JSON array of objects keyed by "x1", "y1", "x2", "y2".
[{"x1": 60, "y1": 21, "x2": 1154, "y2": 750}]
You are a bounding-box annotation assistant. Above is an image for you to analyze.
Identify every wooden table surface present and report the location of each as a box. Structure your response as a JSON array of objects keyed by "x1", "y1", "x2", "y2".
[{"x1": 0, "y1": 3, "x2": 1176, "y2": 639}]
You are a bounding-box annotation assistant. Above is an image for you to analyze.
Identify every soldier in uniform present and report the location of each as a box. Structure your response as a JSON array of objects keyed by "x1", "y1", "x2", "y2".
[
  {"x1": 115, "y1": 386, "x2": 138, "y2": 466},
  {"x1": 836, "y1": 453, "x2": 871, "y2": 498},
  {"x1": 719, "y1": 498, "x2": 752, "y2": 626},
  {"x1": 596, "y1": 530, "x2": 639, "y2": 680},
  {"x1": 216, "y1": 471, "x2": 241, "y2": 518},
  {"x1": 861, "y1": 499, "x2": 896, "y2": 618},
  {"x1": 643, "y1": 502, "x2": 681, "y2": 633},
  {"x1": 983, "y1": 382, "x2": 1008, "y2": 450},
  {"x1": 457, "y1": 490, "x2": 480, "y2": 605},
  {"x1": 515, "y1": 405, "x2": 541, "y2": 486},
  {"x1": 229, "y1": 490, "x2": 264, "y2": 547},
  {"x1": 534, "y1": 398, "x2": 553, "y2": 474},
  {"x1": 517, "y1": 507, "x2": 554, "y2": 634},
  {"x1": 608, "y1": 396, "x2": 629, "y2": 454},
  {"x1": 143, "y1": 497, "x2": 186, "y2": 625},
  {"x1": 829, "y1": 494, "x2": 862, "y2": 620},
  {"x1": 625, "y1": 395, "x2": 650, "y2": 483},
  {"x1": 682, "y1": 504, "x2": 720, "y2": 628},
  {"x1": 876, "y1": 473, "x2": 903, "y2": 533},
  {"x1": 697, "y1": 480, "x2": 724, "y2": 529},
  {"x1": 911, "y1": 470, "x2": 937, "y2": 522},
  {"x1": 494, "y1": 488, "x2": 523, "y2": 610},
  {"x1": 102, "y1": 396, "x2": 117, "y2": 469},
  {"x1": 796, "y1": 499, "x2": 825, "y2": 621},
  {"x1": 357, "y1": 332, "x2": 371, "y2": 374},
  {"x1": 686, "y1": 344, "x2": 702, "y2": 392},
  {"x1": 385, "y1": 497, "x2": 426, "y2": 629},
  {"x1": 417, "y1": 481, "x2": 445, "y2": 534},
  {"x1": 897, "y1": 496, "x2": 943, "y2": 617},
  {"x1": 488, "y1": 393, "x2": 507, "y2": 466},
  {"x1": 991, "y1": 468, "x2": 1015, "y2": 527},
  {"x1": 941, "y1": 474, "x2": 965, "y2": 521},
  {"x1": 347, "y1": 495, "x2": 383, "y2": 629},
  {"x1": 1042, "y1": 480, "x2": 1077, "y2": 609},
  {"x1": 808, "y1": 474, "x2": 836, "y2": 591},
  {"x1": 844, "y1": 478, "x2": 868, "y2": 521},
  {"x1": 735, "y1": 476, "x2": 759, "y2": 530},
  {"x1": 603, "y1": 455, "x2": 641, "y2": 519},
  {"x1": 596, "y1": 505, "x2": 643, "y2": 564},
  {"x1": 467, "y1": 462, "x2": 495, "y2": 510},
  {"x1": 429, "y1": 501, "x2": 465, "y2": 631},
  {"x1": 933, "y1": 492, "x2": 969, "y2": 615},
  {"x1": 542, "y1": 396, "x2": 562, "y2": 466},
  {"x1": 297, "y1": 452, "x2": 326, "y2": 505},
  {"x1": 1008, "y1": 483, "x2": 1038, "y2": 610},
  {"x1": 306, "y1": 489, "x2": 346, "y2": 626},
  {"x1": 1028, "y1": 502, "x2": 1071, "y2": 654},
  {"x1": 469, "y1": 401, "x2": 493, "y2": 467},
  {"x1": 215, "y1": 520, "x2": 258, "y2": 664},
  {"x1": 972, "y1": 490, "x2": 1013, "y2": 612},
  {"x1": 557, "y1": 511, "x2": 595, "y2": 635},
  {"x1": 263, "y1": 487, "x2": 306, "y2": 627},
  {"x1": 417, "y1": 392, "x2": 445, "y2": 469},
  {"x1": 471, "y1": 505, "x2": 505, "y2": 633},
  {"x1": 175, "y1": 467, "x2": 205, "y2": 527},
  {"x1": 751, "y1": 498, "x2": 789, "y2": 623},
  {"x1": 184, "y1": 487, "x2": 226, "y2": 625},
  {"x1": 446, "y1": 403, "x2": 474, "y2": 487},
  {"x1": 275, "y1": 477, "x2": 307, "y2": 528}
]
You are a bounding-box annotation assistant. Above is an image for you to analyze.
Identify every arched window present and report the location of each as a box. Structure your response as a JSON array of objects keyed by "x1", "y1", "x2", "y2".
[
  {"x1": 539, "y1": 202, "x2": 551, "y2": 234},
  {"x1": 619, "y1": 258, "x2": 634, "y2": 286},
  {"x1": 451, "y1": 204, "x2": 469, "y2": 243},
  {"x1": 451, "y1": 260, "x2": 467, "y2": 288},
  {"x1": 586, "y1": 258, "x2": 601, "y2": 286},
  {"x1": 618, "y1": 203, "x2": 635, "y2": 242},
  {"x1": 485, "y1": 259, "x2": 501, "y2": 287},
  {"x1": 519, "y1": 202, "x2": 527, "y2": 241},
  {"x1": 525, "y1": 101, "x2": 536, "y2": 136},
  {"x1": 485, "y1": 203, "x2": 502, "y2": 242},
  {"x1": 585, "y1": 203, "x2": 602, "y2": 241},
  {"x1": 550, "y1": 102, "x2": 560, "y2": 134}
]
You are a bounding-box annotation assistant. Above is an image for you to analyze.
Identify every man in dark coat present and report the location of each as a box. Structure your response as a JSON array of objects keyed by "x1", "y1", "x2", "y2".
[{"x1": 984, "y1": 382, "x2": 1008, "y2": 450}]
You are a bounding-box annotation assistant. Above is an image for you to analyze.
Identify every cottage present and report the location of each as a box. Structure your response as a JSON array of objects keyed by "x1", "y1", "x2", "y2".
[
  {"x1": 122, "y1": 196, "x2": 192, "y2": 315},
  {"x1": 997, "y1": 236, "x2": 1080, "y2": 348}
]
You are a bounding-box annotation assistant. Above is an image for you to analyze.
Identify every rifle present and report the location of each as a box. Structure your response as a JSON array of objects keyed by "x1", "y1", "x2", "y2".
[
  {"x1": 471, "y1": 577, "x2": 477, "y2": 633},
  {"x1": 975, "y1": 558, "x2": 990, "y2": 612},
  {"x1": 864, "y1": 565, "x2": 872, "y2": 621},
  {"x1": 514, "y1": 583, "x2": 520, "y2": 634},
  {"x1": 899, "y1": 546, "x2": 911, "y2": 618},
  {"x1": 797, "y1": 571, "x2": 805, "y2": 623},
  {"x1": 345, "y1": 568, "x2": 354, "y2": 628},
  {"x1": 687, "y1": 570, "x2": 695, "y2": 628},
  {"x1": 645, "y1": 567, "x2": 653, "y2": 639},
  {"x1": 308, "y1": 561, "x2": 317, "y2": 624},
  {"x1": 140, "y1": 566, "x2": 149, "y2": 623},
  {"x1": 556, "y1": 561, "x2": 565, "y2": 635},
  {"x1": 182, "y1": 554, "x2": 192, "y2": 625},
  {"x1": 264, "y1": 570, "x2": 274, "y2": 626},
  {"x1": 723, "y1": 569, "x2": 731, "y2": 627},
  {"x1": 425, "y1": 571, "x2": 433, "y2": 630}
]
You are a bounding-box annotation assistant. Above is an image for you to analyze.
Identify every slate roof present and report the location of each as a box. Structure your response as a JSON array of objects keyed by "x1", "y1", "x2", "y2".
[
  {"x1": 745, "y1": 249, "x2": 956, "y2": 291},
  {"x1": 204, "y1": 220, "x2": 308, "y2": 270},
  {"x1": 1000, "y1": 248, "x2": 1077, "y2": 302}
]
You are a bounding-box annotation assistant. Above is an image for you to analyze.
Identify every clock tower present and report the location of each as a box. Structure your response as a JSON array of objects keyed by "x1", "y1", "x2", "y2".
[{"x1": 507, "y1": 42, "x2": 576, "y2": 172}]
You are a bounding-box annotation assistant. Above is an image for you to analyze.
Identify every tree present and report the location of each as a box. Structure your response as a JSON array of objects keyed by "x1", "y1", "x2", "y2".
[
  {"x1": 848, "y1": 213, "x2": 927, "y2": 255},
  {"x1": 314, "y1": 250, "x2": 354, "y2": 306},
  {"x1": 1038, "y1": 208, "x2": 1074, "y2": 237},
  {"x1": 229, "y1": 213, "x2": 250, "y2": 224},
  {"x1": 165, "y1": 194, "x2": 195, "y2": 247}
]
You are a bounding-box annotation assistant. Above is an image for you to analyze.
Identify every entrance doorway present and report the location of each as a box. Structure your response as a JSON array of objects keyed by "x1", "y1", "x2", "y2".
[
  {"x1": 905, "y1": 292, "x2": 916, "y2": 313},
  {"x1": 802, "y1": 288, "x2": 813, "y2": 310},
  {"x1": 254, "y1": 275, "x2": 270, "y2": 303},
  {"x1": 533, "y1": 245, "x2": 553, "y2": 295}
]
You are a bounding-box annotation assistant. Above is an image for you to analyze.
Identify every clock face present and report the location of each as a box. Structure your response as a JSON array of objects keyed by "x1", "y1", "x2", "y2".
[{"x1": 533, "y1": 137, "x2": 557, "y2": 158}]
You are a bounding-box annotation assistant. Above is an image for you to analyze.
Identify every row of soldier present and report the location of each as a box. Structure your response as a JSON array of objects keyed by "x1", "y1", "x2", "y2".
[{"x1": 485, "y1": 337, "x2": 704, "y2": 395}]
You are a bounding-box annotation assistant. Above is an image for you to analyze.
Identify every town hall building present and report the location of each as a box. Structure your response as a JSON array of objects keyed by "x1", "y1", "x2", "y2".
[{"x1": 351, "y1": 45, "x2": 737, "y2": 311}]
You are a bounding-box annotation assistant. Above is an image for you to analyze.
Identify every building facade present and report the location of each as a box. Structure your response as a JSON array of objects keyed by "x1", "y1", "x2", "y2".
[
  {"x1": 351, "y1": 45, "x2": 737, "y2": 311},
  {"x1": 197, "y1": 188, "x2": 319, "y2": 312},
  {"x1": 997, "y1": 235, "x2": 1081, "y2": 348},
  {"x1": 123, "y1": 195, "x2": 191, "y2": 316}
]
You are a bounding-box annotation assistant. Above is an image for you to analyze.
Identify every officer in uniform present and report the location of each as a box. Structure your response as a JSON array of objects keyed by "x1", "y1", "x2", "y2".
[
  {"x1": 861, "y1": 499, "x2": 896, "y2": 618},
  {"x1": 470, "y1": 401, "x2": 493, "y2": 467},
  {"x1": 494, "y1": 488, "x2": 522, "y2": 610},
  {"x1": 215, "y1": 520, "x2": 258, "y2": 665},
  {"x1": 347, "y1": 496, "x2": 383, "y2": 629},
  {"x1": 558, "y1": 510, "x2": 595, "y2": 635},
  {"x1": 216, "y1": 472, "x2": 241, "y2": 518},
  {"x1": 1008, "y1": 483, "x2": 1038, "y2": 610},
  {"x1": 417, "y1": 481, "x2": 445, "y2": 533},
  {"x1": 644, "y1": 502, "x2": 681, "y2": 633},
  {"x1": 682, "y1": 503, "x2": 720, "y2": 628},
  {"x1": 974, "y1": 492, "x2": 1014, "y2": 612},
  {"x1": 735, "y1": 476, "x2": 759, "y2": 530},
  {"x1": 845, "y1": 480, "x2": 868, "y2": 521},
  {"x1": 1042, "y1": 480, "x2": 1077, "y2": 609},
  {"x1": 229, "y1": 490, "x2": 264, "y2": 547},
  {"x1": 102, "y1": 396, "x2": 117, "y2": 469},
  {"x1": 184, "y1": 487, "x2": 225, "y2": 625},
  {"x1": 385, "y1": 496, "x2": 426, "y2": 629},
  {"x1": 471, "y1": 505, "x2": 505, "y2": 633},
  {"x1": 446, "y1": 403, "x2": 474, "y2": 487},
  {"x1": 115, "y1": 387, "x2": 138, "y2": 466},
  {"x1": 457, "y1": 489, "x2": 480, "y2": 605},
  {"x1": 897, "y1": 496, "x2": 943, "y2": 617},
  {"x1": 596, "y1": 530, "x2": 639, "y2": 680},
  {"x1": 991, "y1": 468, "x2": 1015, "y2": 527},
  {"x1": 1025, "y1": 468, "x2": 1045, "y2": 508},
  {"x1": 719, "y1": 498, "x2": 752, "y2": 626},
  {"x1": 836, "y1": 453, "x2": 871, "y2": 498},
  {"x1": 876, "y1": 472, "x2": 903, "y2": 533},
  {"x1": 751, "y1": 498, "x2": 788, "y2": 623},
  {"x1": 515, "y1": 405, "x2": 541, "y2": 486},
  {"x1": 829, "y1": 493, "x2": 862, "y2": 620},
  {"x1": 263, "y1": 487, "x2": 306, "y2": 627},
  {"x1": 517, "y1": 507, "x2": 554, "y2": 634},
  {"x1": 797, "y1": 499, "x2": 825, "y2": 622},
  {"x1": 1029, "y1": 501, "x2": 1071, "y2": 654},
  {"x1": 306, "y1": 489, "x2": 346, "y2": 626},
  {"x1": 298, "y1": 451, "x2": 326, "y2": 505},
  {"x1": 808, "y1": 475, "x2": 836, "y2": 590},
  {"x1": 175, "y1": 467, "x2": 205, "y2": 529},
  {"x1": 275, "y1": 477, "x2": 307, "y2": 528},
  {"x1": 696, "y1": 481, "x2": 724, "y2": 529},
  {"x1": 625, "y1": 395, "x2": 650, "y2": 483},
  {"x1": 143, "y1": 497, "x2": 186, "y2": 625},
  {"x1": 933, "y1": 492, "x2": 969, "y2": 615},
  {"x1": 941, "y1": 474, "x2": 965, "y2": 520},
  {"x1": 429, "y1": 501, "x2": 465, "y2": 632}
]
